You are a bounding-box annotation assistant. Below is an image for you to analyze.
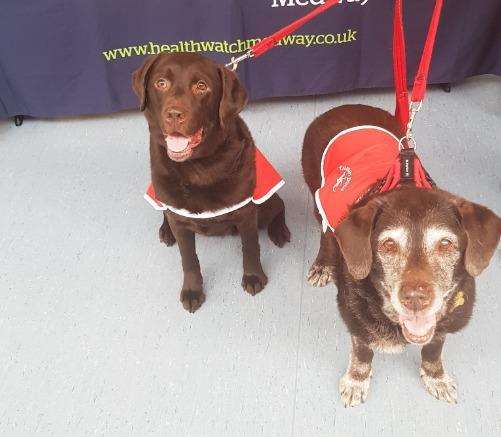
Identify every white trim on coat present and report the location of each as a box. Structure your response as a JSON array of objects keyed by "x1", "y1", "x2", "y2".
[{"x1": 144, "y1": 179, "x2": 285, "y2": 219}]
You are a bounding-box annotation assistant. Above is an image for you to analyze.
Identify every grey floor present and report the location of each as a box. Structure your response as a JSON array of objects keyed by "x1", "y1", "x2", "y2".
[{"x1": 1, "y1": 76, "x2": 500, "y2": 437}]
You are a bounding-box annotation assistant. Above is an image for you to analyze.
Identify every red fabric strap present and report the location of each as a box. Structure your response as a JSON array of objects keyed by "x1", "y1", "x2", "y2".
[
  {"x1": 393, "y1": 0, "x2": 409, "y2": 129},
  {"x1": 380, "y1": 156, "x2": 433, "y2": 192},
  {"x1": 393, "y1": 0, "x2": 444, "y2": 129},
  {"x1": 251, "y1": 0, "x2": 340, "y2": 58},
  {"x1": 411, "y1": 0, "x2": 444, "y2": 102}
]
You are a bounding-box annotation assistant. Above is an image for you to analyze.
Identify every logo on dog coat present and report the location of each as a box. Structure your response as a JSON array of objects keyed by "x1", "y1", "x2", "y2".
[{"x1": 332, "y1": 165, "x2": 352, "y2": 192}]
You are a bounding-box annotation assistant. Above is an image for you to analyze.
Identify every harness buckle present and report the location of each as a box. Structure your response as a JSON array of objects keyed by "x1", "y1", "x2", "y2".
[{"x1": 225, "y1": 51, "x2": 254, "y2": 72}]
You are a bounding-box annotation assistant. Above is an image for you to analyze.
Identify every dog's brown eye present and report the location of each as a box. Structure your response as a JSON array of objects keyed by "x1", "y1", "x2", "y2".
[
  {"x1": 380, "y1": 239, "x2": 398, "y2": 254},
  {"x1": 193, "y1": 80, "x2": 208, "y2": 93},
  {"x1": 438, "y1": 238, "x2": 454, "y2": 252},
  {"x1": 155, "y1": 79, "x2": 169, "y2": 90}
]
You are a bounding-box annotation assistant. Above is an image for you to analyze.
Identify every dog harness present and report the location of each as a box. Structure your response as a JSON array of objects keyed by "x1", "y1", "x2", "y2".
[
  {"x1": 315, "y1": 125, "x2": 432, "y2": 232},
  {"x1": 144, "y1": 147, "x2": 284, "y2": 219}
]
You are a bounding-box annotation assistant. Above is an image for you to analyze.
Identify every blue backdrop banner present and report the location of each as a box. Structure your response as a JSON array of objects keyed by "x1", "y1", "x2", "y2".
[{"x1": 1, "y1": 0, "x2": 500, "y2": 118}]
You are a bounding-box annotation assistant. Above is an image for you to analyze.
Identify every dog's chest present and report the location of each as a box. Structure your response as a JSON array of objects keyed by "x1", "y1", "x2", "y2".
[
  {"x1": 365, "y1": 315, "x2": 407, "y2": 353},
  {"x1": 181, "y1": 218, "x2": 237, "y2": 236},
  {"x1": 168, "y1": 203, "x2": 253, "y2": 236},
  {"x1": 369, "y1": 338, "x2": 406, "y2": 354},
  {"x1": 340, "y1": 282, "x2": 408, "y2": 353}
]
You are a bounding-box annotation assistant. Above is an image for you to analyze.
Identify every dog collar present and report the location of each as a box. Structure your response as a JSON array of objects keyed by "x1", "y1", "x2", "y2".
[{"x1": 144, "y1": 147, "x2": 285, "y2": 219}]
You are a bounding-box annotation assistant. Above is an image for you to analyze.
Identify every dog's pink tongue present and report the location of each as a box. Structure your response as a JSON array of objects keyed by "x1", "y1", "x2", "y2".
[
  {"x1": 400, "y1": 314, "x2": 436, "y2": 336},
  {"x1": 166, "y1": 135, "x2": 189, "y2": 152}
]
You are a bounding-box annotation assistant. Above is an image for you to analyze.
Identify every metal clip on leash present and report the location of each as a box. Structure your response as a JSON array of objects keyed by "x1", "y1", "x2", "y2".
[
  {"x1": 399, "y1": 100, "x2": 422, "y2": 150},
  {"x1": 397, "y1": 100, "x2": 422, "y2": 182},
  {"x1": 224, "y1": 0, "x2": 340, "y2": 72},
  {"x1": 225, "y1": 51, "x2": 254, "y2": 72},
  {"x1": 394, "y1": 0, "x2": 443, "y2": 151}
]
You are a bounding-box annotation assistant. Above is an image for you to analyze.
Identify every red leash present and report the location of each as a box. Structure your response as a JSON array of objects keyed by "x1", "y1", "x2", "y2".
[
  {"x1": 384, "y1": 0, "x2": 444, "y2": 191},
  {"x1": 226, "y1": 0, "x2": 340, "y2": 70},
  {"x1": 393, "y1": 0, "x2": 444, "y2": 137},
  {"x1": 224, "y1": 0, "x2": 441, "y2": 193}
]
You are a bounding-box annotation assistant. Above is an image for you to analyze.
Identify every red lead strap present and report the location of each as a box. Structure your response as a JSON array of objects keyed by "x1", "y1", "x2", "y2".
[
  {"x1": 382, "y1": 0, "x2": 443, "y2": 192},
  {"x1": 393, "y1": 0, "x2": 444, "y2": 136},
  {"x1": 227, "y1": 0, "x2": 340, "y2": 70}
]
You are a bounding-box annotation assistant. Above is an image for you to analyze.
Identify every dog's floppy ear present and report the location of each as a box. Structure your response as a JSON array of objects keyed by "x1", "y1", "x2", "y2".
[
  {"x1": 335, "y1": 203, "x2": 379, "y2": 281},
  {"x1": 132, "y1": 55, "x2": 159, "y2": 111},
  {"x1": 217, "y1": 66, "x2": 248, "y2": 128},
  {"x1": 453, "y1": 198, "x2": 501, "y2": 276}
]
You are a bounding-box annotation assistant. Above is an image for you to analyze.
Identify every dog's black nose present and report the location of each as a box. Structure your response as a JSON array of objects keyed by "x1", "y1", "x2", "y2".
[
  {"x1": 165, "y1": 108, "x2": 186, "y2": 124},
  {"x1": 399, "y1": 281, "x2": 433, "y2": 312}
]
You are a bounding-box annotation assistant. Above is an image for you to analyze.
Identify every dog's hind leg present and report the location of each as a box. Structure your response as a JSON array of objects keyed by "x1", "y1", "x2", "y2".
[
  {"x1": 307, "y1": 230, "x2": 337, "y2": 287},
  {"x1": 159, "y1": 212, "x2": 176, "y2": 246},
  {"x1": 258, "y1": 193, "x2": 291, "y2": 248},
  {"x1": 339, "y1": 336, "x2": 374, "y2": 407},
  {"x1": 420, "y1": 334, "x2": 458, "y2": 404}
]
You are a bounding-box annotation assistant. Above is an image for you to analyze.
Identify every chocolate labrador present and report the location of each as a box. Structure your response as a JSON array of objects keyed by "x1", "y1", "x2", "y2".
[
  {"x1": 133, "y1": 53, "x2": 290, "y2": 313},
  {"x1": 302, "y1": 104, "x2": 500, "y2": 406}
]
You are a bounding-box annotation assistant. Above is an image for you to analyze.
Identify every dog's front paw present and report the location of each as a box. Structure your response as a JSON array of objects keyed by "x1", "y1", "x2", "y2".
[
  {"x1": 420, "y1": 369, "x2": 457, "y2": 404},
  {"x1": 159, "y1": 222, "x2": 176, "y2": 246},
  {"x1": 307, "y1": 264, "x2": 334, "y2": 287},
  {"x1": 241, "y1": 273, "x2": 268, "y2": 296},
  {"x1": 180, "y1": 288, "x2": 206, "y2": 313},
  {"x1": 339, "y1": 371, "x2": 372, "y2": 407}
]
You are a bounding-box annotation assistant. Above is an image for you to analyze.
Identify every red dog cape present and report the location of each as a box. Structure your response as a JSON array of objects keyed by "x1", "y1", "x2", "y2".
[
  {"x1": 316, "y1": 125, "x2": 432, "y2": 233},
  {"x1": 145, "y1": 147, "x2": 285, "y2": 219}
]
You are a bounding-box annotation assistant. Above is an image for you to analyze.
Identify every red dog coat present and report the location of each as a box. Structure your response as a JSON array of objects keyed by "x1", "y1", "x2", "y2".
[
  {"x1": 145, "y1": 147, "x2": 285, "y2": 219},
  {"x1": 316, "y1": 126, "x2": 400, "y2": 232}
]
